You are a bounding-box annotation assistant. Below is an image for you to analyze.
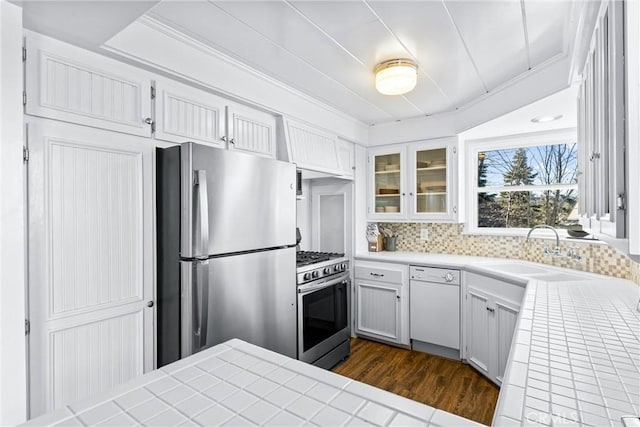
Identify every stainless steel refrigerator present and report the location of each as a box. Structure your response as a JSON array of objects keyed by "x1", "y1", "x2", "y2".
[{"x1": 156, "y1": 142, "x2": 297, "y2": 367}]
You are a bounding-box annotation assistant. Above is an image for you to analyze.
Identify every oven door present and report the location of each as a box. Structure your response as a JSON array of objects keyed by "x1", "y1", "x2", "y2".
[{"x1": 297, "y1": 273, "x2": 351, "y2": 364}]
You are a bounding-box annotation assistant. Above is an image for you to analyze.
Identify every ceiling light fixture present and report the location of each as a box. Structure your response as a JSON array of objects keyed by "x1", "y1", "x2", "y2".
[
  {"x1": 374, "y1": 59, "x2": 418, "y2": 96},
  {"x1": 531, "y1": 114, "x2": 563, "y2": 123}
]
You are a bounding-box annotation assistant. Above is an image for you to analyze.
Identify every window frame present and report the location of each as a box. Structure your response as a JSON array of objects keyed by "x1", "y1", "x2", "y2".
[{"x1": 464, "y1": 128, "x2": 579, "y2": 237}]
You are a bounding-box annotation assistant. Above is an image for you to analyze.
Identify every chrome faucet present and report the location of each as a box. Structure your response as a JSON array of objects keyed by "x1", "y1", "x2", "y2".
[{"x1": 526, "y1": 224, "x2": 561, "y2": 256}]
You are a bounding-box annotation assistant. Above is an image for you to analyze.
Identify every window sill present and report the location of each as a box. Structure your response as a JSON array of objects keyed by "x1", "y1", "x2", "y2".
[{"x1": 461, "y1": 227, "x2": 606, "y2": 244}]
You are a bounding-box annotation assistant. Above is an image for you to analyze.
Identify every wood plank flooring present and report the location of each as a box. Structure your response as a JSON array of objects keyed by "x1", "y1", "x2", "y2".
[{"x1": 332, "y1": 338, "x2": 499, "y2": 426}]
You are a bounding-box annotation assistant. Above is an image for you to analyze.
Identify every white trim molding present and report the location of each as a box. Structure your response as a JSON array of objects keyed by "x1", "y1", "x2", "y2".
[{"x1": 0, "y1": 0, "x2": 27, "y2": 424}]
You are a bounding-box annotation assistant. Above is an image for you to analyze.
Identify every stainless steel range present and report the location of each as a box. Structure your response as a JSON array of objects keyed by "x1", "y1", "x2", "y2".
[{"x1": 296, "y1": 251, "x2": 351, "y2": 369}]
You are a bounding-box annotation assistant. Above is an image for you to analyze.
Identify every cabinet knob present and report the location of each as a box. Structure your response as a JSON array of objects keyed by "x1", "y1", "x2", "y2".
[
  {"x1": 144, "y1": 117, "x2": 154, "y2": 125},
  {"x1": 147, "y1": 301, "x2": 154, "y2": 308},
  {"x1": 229, "y1": 138, "x2": 236, "y2": 145},
  {"x1": 221, "y1": 136, "x2": 228, "y2": 142}
]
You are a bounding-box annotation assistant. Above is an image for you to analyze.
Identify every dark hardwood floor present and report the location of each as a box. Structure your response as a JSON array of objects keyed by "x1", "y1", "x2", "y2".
[{"x1": 332, "y1": 338, "x2": 499, "y2": 426}]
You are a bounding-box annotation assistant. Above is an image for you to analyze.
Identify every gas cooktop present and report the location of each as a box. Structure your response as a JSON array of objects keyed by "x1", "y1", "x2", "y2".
[{"x1": 296, "y1": 251, "x2": 345, "y2": 267}]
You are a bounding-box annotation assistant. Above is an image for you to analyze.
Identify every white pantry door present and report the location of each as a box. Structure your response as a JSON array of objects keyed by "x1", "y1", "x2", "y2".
[{"x1": 27, "y1": 119, "x2": 155, "y2": 418}]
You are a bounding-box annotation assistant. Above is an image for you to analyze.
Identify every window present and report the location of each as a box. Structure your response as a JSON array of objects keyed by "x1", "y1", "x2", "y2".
[{"x1": 466, "y1": 130, "x2": 578, "y2": 234}]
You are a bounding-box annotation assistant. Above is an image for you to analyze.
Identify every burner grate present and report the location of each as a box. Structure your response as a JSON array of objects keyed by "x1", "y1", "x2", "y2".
[{"x1": 296, "y1": 251, "x2": 345, "y2": 267}]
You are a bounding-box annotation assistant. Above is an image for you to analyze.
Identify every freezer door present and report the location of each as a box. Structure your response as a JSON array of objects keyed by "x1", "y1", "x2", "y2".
[
  {"x1": 180, "y1": 247, "x2": 297, "y2": 359},
  {"x1": 181, "y1": 143, "x2": 296, "y2": 258}
]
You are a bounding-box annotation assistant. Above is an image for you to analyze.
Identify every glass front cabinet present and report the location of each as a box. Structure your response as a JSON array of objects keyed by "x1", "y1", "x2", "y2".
[
  {"x1": 367, "y1": 137, "x2": 458, "y2": 221},
  {"x1": 369, "y1": 147, "x2": 407, "y2": 220}
]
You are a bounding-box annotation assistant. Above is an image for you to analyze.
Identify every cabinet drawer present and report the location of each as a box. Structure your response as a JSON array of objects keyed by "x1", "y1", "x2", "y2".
[{"x1": 355, "y1": 263, "x2": 405, "y2": 284}]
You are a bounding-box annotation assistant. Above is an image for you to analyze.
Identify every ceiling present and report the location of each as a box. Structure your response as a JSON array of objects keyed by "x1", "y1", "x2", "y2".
[
  {"x1": 462, "y1": 85, "x2": 578, "y2": 140},
  {"x1": 144, "y1": 0, "x2": 580, "y2": 126},
  {"x1": 16, "y1": 0, "x2": 586, "y2": 127}
]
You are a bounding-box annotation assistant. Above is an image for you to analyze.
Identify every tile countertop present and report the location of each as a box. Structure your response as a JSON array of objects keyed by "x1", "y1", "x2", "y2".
[
  {"x1": 355, "y1": 252, "x2": 640, "y2": 427},
  {"x1": 23, "y1": 339, "x2": 481, "y2": 427}
]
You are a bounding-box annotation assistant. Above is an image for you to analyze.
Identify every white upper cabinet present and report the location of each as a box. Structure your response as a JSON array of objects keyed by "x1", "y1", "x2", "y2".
[
  {"x1": 577, "y1": 0, "x2": 625, "y2": 239},
  {"x1": 368, "y1": 145, "x2": 407, "y2": 220},
  {"x1": 408, "y1": 138, "x2": 458, "y2": 221},
  {"x1": 24, "y1": 31, "x2": 153, "y2": 137},
  {"x1": 367, "y1": 137, "x2": 458, "y2": 221},
  {"x1": 226, "y1": 102, "x2": 276, "y2": 158},
  {"x1": 281, "y1": 118, "x2": 353, "y2": 177},
  {"x1": 155, "y1": 78, "x2": 276, "y2": 157},
  {"x1": 335, "y1": 138, "x2": 355, "y2": 178},
  {"x1": 154, "y1": 77, "x2": 226, "y2": 147}
]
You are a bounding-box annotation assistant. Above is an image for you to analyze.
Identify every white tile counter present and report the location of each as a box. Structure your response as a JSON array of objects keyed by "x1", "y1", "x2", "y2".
[
  {"x1": 23, "y1": 339, "x2": 481, "y2": 427},
  {"x1": 355, "y1": 252, "x2": 640, "y2": 427},
  {"x1": 495, "y1": 279, "x2": 640, "y2": 427}
]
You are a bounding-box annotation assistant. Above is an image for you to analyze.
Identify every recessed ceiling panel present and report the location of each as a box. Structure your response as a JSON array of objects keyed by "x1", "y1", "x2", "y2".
[
  {"x1": 367, "y1": 1, "x2": 487, "y2": 108},
  {"x1": 445, "y1": 0, "x2": 529, "y2": 91},
  {"x1": 148, "y1": 1, "x2": 394, "y2": 123},
  {"x1": 525, "y1": 0, "x2": 572, "y2": 66},
  {"x1": 211, "y1": 1, "x2": 423, "y2": 120},
  {"x1": 291, "y1": 2, "x2": 454, "y2": 115},
  {"x1": 287, "y1": 0, "x2": 379, "y2": 36}
]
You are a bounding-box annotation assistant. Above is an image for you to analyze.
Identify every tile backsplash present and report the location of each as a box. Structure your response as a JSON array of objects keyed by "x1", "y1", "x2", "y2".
[{"x1": 379, "y1": 222, "x2": 640, "y2": 285}]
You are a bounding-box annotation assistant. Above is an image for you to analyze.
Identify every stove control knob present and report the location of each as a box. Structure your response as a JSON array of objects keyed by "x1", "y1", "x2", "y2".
[
  {"x1": 341, "y1": 263, "x2": 347, "y2": 271},
  {"x1": 334, "y1": 265, "x2": 340, "y2": 272},
  {"x1": 303, "y1": 273, "x2": 311, "y2": 280},
  {"x1": 323, "y1": 267, "x2": 331, "y2": 274},
  {"x1": 312, "y1": 271, "x2": 319, "y2": 279}
]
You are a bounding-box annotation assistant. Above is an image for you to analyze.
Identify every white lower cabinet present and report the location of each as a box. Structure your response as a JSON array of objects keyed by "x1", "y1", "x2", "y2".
[
  {"x1": 463, "y1": 272, "x2": 523, "y2": 386},
  {"x1": 354, "y1": 261, "x2": 409, "y2": 346}
]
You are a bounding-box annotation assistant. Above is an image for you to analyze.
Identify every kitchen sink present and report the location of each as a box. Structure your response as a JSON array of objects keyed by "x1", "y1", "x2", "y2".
[{"x1": 483, "y1": 263, "x2": 551, "y2": 275}]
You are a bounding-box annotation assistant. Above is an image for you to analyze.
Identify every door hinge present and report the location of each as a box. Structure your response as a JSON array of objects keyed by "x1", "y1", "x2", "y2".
[
  {"x1": 23, "y1": 91, "x2": 27, "y2": 106},
  {"x1": 150, "y1": 85, "x2": 156, "y2": 100},
  {"x1": 616, "y1": 193, "x2": 625, "y2": 210},
  {"x1": 23, "y1": 146, "x2": 29, "y2": 162},
  {"x1": 22, "y1": 46, "x2": 26, "y2": 62},
  {"x1": 25, "y1": 319, "x2": 30, "y2": 335}
]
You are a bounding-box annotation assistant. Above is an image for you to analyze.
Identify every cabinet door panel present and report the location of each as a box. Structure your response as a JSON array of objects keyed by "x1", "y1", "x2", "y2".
[
  {"x1": 356, "y1": 281, "x2": 400, "y2": 341},
  {"x1": 228, "y1": 104, "x2": 276, "y2": 158},
  {"x1": 368, "y1": 147, "x2": 406, "y2": 220},
  {"x1": 25, "y1": 31, "x2": 151, "y2": 137},
  {"x1": 336, "y1": 139, "x2": 354, "y2": 178},
  {"x1": 155, "y1": 78, "x2": 225, "y2": 146},
  {"x1": 494, "y1": 298, "x2": 520, "y2": 384},
  {"x1": 466, "y1": 287, "x2": 491, "y2": 377},
  {"x1": 27, "y1": 120, "x2": 155, "y2": 417},
  {"x1": 284, "y1": 119, "x2": 340, "y2": 173},
  {"x1": 408, "y1": 138, "x2": 458, "y2": 221}
]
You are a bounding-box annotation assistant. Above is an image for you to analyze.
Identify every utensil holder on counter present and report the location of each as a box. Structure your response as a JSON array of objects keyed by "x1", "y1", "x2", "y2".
[
  {"x1": 384, "y1": 236, "x2": 397, "y2": 252},
  {"x1": 368, "y1": 235, "x2": 384, "y2": 252}
]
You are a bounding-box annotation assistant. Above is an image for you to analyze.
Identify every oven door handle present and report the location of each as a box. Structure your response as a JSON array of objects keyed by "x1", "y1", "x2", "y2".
[{"x1": 298, "y1": 274, "x2": 349, "y2": 295}]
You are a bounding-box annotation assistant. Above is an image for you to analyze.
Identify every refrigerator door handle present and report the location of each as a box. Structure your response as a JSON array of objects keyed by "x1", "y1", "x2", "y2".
[
  {"x1": 181, "y1": 260, "x2": 210, "y2": 358},
  {"x1": 193, "y1": 261, "x2": 209, "y2": 349},
  {"x1": 194, "y1": 170, "x2": 209, "y2": 259}
]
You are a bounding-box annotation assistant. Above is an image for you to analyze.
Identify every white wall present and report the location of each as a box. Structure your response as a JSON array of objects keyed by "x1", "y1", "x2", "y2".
[
  {"x1": 0, "y1": 0, "x2": 27, "y2": 424},
  {"x1": 296, "y1": 180, "x2": 312, "y2": 251},
  {"x1": 353, "y1": 144, "x2": 368, "y2": 254}
]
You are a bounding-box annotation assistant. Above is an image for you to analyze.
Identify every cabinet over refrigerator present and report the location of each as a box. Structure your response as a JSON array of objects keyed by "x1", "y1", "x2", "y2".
[{"x1": 156, "y1": 142, "x2": 297, "y2": 367}]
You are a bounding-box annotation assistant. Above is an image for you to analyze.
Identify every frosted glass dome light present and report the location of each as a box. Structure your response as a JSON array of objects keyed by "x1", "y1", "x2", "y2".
[{"x1": 375, "y1": 59, "x2": 418, "y2": 96}]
